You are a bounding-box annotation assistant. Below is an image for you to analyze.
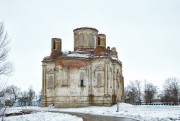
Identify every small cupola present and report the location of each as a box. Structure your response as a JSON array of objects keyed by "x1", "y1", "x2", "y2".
[
  {"x1": 96, "y1": 34, "x2": 106, "y2": 48},
  {"x1": 50, "y1": 38, "x2": 62, "y2": 58}
]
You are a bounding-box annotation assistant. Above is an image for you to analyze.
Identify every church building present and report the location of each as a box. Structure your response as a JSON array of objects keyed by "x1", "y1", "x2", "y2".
[{"x1": 42, "y1": 27, "x2": 124, "y2": 108}]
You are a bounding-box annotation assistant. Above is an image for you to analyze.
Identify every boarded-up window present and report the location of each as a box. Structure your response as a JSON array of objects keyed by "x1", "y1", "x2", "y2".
[
  {"x1": 84, "y1": 34, "x2": 89, "y2": 46},
  {"x1": 89, "y1": 34, "x2": 95, "y2": 47},
  {"x1": 116, "y1": 71, "x2": 120, "y2": 89},
  {"x1": 62, "y1": 68, "x2": 68, "y2": 85},
  {"x1": 79, "y1": 34, "x2": 84, "y2": 47},
  {"x1": 48, "y1": 75, "x2": 54, "y2": 88},
  {"x1": 108, "y1": 67, "x2": 112, "y2": 88},
  {"x1": 97, "y1": 73, "x2": 101, "y2": 87}
]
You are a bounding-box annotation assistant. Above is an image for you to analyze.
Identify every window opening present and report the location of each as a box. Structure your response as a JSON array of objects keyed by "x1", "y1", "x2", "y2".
[
  {"x1": 80, "y1": 80, "x2": 84, "y2": 87},
  {"x1": 98, "y1": 37, "x2": 100, "y2": 45},
  {"x1": 80, "y1": 72, "x2": 84, "y2": 87},
  {"x1": 97, "y1": 73, "x2": 101, "y2": 87},
  {"x1": 53, "y1": 41, "x2": 56, "y2": 49}
]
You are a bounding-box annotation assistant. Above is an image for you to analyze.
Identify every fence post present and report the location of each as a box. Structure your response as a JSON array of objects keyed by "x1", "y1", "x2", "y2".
[{"x1": 116, "y1": 103, "x2": 119, "y2": 112}]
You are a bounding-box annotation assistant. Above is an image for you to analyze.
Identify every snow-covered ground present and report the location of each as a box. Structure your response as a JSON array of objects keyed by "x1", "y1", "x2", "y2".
[
  {"x1": 4, "y1": 111, "x2": 83, "y2": 121},
  {"x1": 4, "y1": 103, "x2": 180, "y2": 121}
]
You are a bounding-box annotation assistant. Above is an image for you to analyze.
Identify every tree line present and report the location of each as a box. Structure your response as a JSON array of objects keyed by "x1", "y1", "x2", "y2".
[
  {"x1": 0, "y1": 85, "x2": 36, "y2": 107},
  {"x1": 124, "y1": 77, "x2": 180, "y2": 105}
]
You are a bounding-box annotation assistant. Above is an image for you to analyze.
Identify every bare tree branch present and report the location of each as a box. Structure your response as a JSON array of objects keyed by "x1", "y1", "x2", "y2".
[
  {"x1": 144, "y1": 82, "x2": 157, "y2": 104},
  {"x1": 124, "y1": 80, "x2": 142, "y2": 104},
  {"x1": 0, "y1": 22, "x2": 13, "y2": 76},
  {"x1": 162, "y1": 77, "x2": 180, "y2": 105},
  {"x1": 4, "y1": 85, "x2": 20, "y2": 106}
]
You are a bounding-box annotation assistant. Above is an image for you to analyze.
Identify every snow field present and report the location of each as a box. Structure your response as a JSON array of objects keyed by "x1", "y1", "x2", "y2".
[
  {"x1": 4, "y1": 103, "x2": 180, "y2": 121},
  {"x1": 4, "y1": 111, "x2": 83, "y2": 121}
]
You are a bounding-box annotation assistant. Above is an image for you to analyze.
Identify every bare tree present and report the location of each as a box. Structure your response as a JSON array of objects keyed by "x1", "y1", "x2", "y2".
[
  {"x1": 0, "y1": 22, "x2": 13, "y2": 95},
  {"x1": 0, "y1": 22, "x2": 13, "y2": 76},
  {"x1": 3, "y1": 85, "x2": 20, "y2": 106},
  {"x1": 27, "y1": 87, "x2": 35, "y2": 106},
  {"x1": 124, "y1": 80, "x2": 142, "y2": 104},
  {"x1": 19, "y1": 91, "x2": 29, "y2": 106},
  {"x1": 4, "y1": 85, "x2": 20, "y2": 106},
  {"x1": 124, "y1": 86, "x2": 137, "y2": 103},
  {"x1": 134, "y1": 80, "x2": 141, "y2": 104},
  {"x1": 144, "y1": 82, "x2": 157, "y2": 104},
  {"x1": 13, "y1": 88, "x2": 35, "y2": 106},
  {"x1": 163, "y1": 77, "x2": 180, "y2": 105}
]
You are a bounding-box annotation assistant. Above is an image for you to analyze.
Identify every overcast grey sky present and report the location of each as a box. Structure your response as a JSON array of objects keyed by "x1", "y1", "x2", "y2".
[{"x1": 0, "y1": 0, "x2": 180, "y2": 93}]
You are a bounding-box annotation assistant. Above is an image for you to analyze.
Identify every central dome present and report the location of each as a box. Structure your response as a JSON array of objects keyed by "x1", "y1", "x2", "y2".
[{"x1": 73, "y1": 27, "x2": 98, "y2": 51}]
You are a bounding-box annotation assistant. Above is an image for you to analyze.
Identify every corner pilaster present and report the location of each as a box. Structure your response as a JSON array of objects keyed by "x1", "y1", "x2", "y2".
[{"x1": 41, "y1": 63, "x2": 47, "y2": 107}]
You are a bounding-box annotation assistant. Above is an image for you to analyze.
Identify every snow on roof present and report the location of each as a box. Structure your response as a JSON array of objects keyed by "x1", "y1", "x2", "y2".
[
  {"x1": 67, "y1": 53, "x2": 91, "y2": 58},
  {"x1": 111, "y1": 56, "x2": 122, "y2": 63},
  {"x1": 111, "y1": 56, "x2": 118, "y2": 60},
  {"x1": 67, "y1": 53, "x2": 122, "y2": 64}
]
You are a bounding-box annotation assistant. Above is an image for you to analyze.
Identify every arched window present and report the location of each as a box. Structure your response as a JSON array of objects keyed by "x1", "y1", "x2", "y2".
[
  {"x1": 80, "y1": 72, "x2": 84, "y2": 87},
  {"x1": 97, "y1": 73, "x2": 101, "y2": 87}
]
